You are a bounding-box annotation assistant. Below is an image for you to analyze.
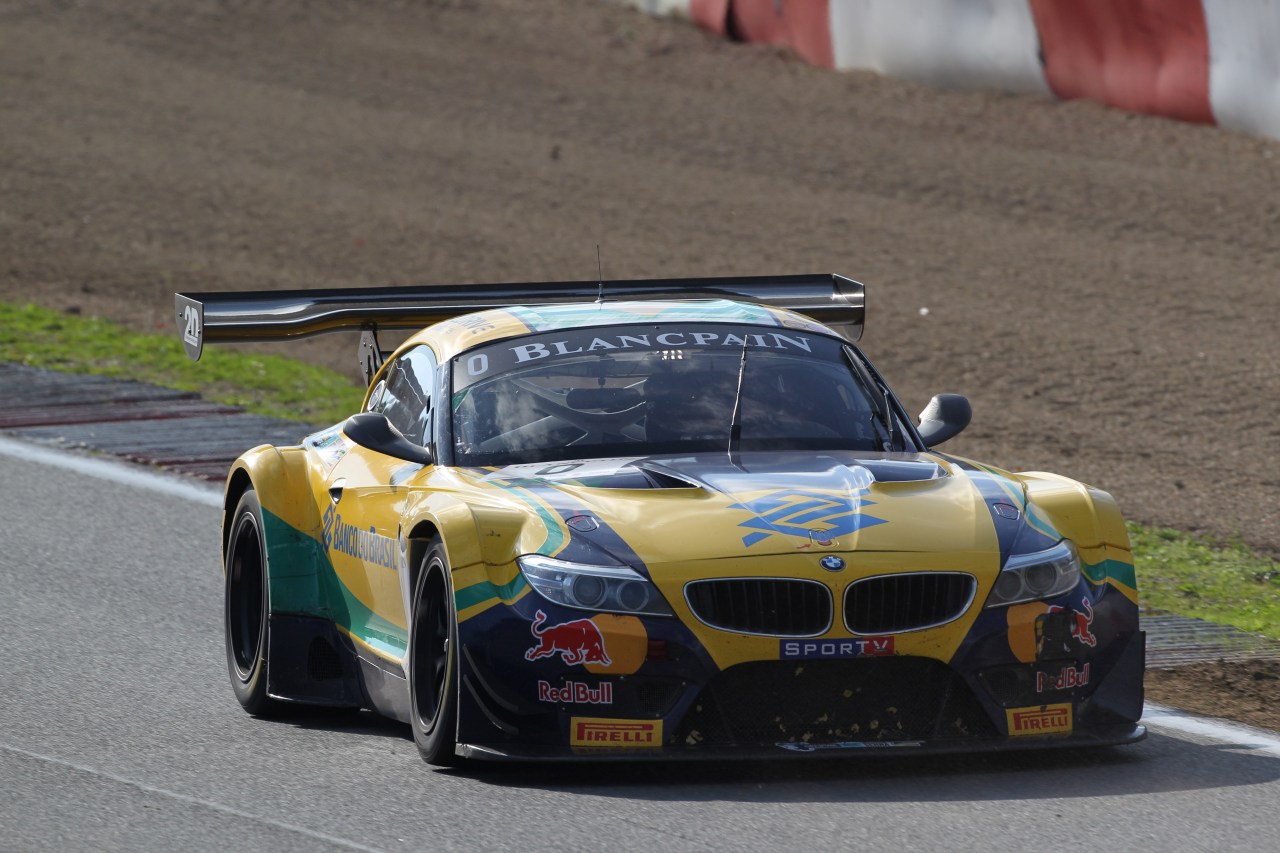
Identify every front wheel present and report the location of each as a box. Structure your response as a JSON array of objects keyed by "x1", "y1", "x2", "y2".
[
  {"x1": 224, "y1": 488, "x2": 279, "y2": 716},
  {"x1": 409, "y1": 540, "x2": 460, "y2": 766}
]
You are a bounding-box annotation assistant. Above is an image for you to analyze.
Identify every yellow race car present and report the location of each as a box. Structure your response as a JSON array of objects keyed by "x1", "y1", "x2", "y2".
[{"x1": 176, "y1": 274, "x2": 1144, "y2": 765}]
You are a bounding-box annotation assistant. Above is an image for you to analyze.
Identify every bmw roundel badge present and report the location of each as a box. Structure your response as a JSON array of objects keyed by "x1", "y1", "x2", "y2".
[{"x1": 820, "y1": 555, "x2": 846, "y2": 572}]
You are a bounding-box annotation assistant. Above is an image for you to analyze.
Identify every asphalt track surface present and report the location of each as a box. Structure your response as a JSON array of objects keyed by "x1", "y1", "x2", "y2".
[{"x1": 4, "y1": 442, "x2": 1280, "y2": 852}]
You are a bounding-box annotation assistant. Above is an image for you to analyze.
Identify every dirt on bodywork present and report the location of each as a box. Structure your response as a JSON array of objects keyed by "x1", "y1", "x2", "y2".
[{"x1": 2, "y1": 0, "x2": 1277, "y2": 727}]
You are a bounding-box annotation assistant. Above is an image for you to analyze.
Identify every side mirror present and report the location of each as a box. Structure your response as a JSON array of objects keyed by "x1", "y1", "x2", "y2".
[
  {"x1": 342, "y1": 412, "x2": 434, "y2": 466},
  {"x1": 916, "y1": 394, "x2": 971, "y2": 447}
]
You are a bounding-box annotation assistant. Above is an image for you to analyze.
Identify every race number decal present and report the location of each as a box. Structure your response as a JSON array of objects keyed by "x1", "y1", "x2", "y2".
[{"x1": 183, "y1": 304, "x2": 201, "y2": 348}]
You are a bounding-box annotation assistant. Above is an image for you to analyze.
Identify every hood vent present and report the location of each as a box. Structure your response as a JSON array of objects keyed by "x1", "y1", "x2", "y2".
[{"x1": 634, "y1": 462, "x2": 702, "y2": 490}]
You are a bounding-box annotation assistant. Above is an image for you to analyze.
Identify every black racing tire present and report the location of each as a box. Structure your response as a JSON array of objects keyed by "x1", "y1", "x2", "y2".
[
  {"x1": 409, "y1": 540, "x2": 461, "y2": 766},
  {"x1": 224, "y1": 488, "x2": 279, "y2": 717}
]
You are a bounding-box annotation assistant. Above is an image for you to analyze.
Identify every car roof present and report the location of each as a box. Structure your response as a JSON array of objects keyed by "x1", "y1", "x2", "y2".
[{"x1": 405, "y1": 299, "x2": 843, "y2": 362}]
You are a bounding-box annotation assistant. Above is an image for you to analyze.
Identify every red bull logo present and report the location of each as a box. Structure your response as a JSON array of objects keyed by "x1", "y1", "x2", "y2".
[
  {"x1": 570, "y1": 717, "x2": 662, "y2": 747},
  {"x1": 1007, "y1": 703, "x2": 1073, "y2": 736},
  {"x1": 1047, "y1": 599, "x2": 1096, "y2": 648},
  {"x1": 526, "y1": 610, "x2": 612, "y2": 666}
]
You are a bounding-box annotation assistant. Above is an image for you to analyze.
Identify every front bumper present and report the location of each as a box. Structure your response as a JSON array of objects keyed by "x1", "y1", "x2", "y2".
[{"x1": 453, "y1": 583, "x2": 1146, "y2": 761}]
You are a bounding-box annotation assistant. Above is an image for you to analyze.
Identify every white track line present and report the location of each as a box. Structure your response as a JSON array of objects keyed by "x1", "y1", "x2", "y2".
[
  {"x1": 1, "y1": 742, "x2": 387, "y2": 852},
  {"x1": 4, "y1": 434, "x2": 1278, "y2": 753},
  {"x1": 1143, "y1": 703, "x2": 1280, "y2": 755},
  {"x1": 0, "y1": 434, "x2": 222, "y2": 507}
]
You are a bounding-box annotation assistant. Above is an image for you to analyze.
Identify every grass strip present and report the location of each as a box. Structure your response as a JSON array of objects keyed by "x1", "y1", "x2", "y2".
[
  {"x1": 1130, "y1": 522, "x2": 1280, "y2": 638},
  {"x1": 4, "y1": 301, "x2": 1279, "y2": 638},
  {"x1": 0, "y1": 301, "x2": 364, "y2": 425}
]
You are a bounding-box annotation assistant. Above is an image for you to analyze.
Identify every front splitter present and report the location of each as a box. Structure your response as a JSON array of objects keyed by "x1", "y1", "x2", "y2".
[{"x1": 456, "y1": 723, "x2": 1146, "y2": 762}]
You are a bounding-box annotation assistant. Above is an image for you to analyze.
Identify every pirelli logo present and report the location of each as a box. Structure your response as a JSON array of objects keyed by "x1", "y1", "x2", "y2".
[
  {"x1": 1007, "y1": 703, "x2": 1073, "y2": 736},
  {"x1": 570, "y1": 717, "x2": 662, "y2": 748}
]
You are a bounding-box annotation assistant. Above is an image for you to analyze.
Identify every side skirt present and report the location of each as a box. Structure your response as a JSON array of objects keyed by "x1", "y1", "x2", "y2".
[
  {"x1": 266, "y1": 614, "x2": 414, "y2": 723},
  {"x1": 356, "y1": 650, "x2": 411, "y2": 725},
  {"x1": 266, "y1": 614, "x2": 364, "y2": 708}
]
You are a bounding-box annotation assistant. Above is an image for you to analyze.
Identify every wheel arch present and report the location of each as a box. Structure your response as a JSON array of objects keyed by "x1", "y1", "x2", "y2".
[
  {"x1": 223, "y1": 466, "x2": 255, "y2": 559},
  {"x1": 404, "y1": 519, "x2": 441, "y2": 617},
  {"x1": 399, "y1": 495, "x2": 488, "y2": 629},
  {"x1": 1018, "y1": 471, "x2": 1137, "y2": 599},
  {"x1": 221, "y1": 445, "x2": 327, "y2": 606},
  {"x1": 1017, "y1": 471, "x2": 1131, "y2": 552}
]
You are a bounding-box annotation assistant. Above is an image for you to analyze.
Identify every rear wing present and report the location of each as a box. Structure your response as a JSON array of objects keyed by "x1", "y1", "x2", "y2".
[{"x1": 174, "y1": 274, "x2": 865, "y2": 383}]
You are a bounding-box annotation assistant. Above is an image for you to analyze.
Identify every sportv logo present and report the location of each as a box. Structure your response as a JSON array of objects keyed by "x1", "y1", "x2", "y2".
[
  {"x1": 1007, "y1": 703, "x2": 1073, "y2": 736},
  {"x1": 570, "y1": 717, "x2": 662, "y2": 748},
  {"x1": 780, "y1": 637, "x2": 894, "y2": 660}
]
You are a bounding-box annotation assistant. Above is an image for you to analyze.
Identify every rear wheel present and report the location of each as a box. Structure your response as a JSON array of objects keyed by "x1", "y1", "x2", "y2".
[
  {"x1": 225, "y1": 489, "x2": 279, "y2": 716},
  {"x1": 409, "y1": 540, "x2": 460, "y2": 766}
]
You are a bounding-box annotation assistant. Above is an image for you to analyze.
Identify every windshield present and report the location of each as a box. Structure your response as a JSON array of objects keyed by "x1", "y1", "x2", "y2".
[{"x1": 450, "y1": 323, "x2": 897, "y2": 466}]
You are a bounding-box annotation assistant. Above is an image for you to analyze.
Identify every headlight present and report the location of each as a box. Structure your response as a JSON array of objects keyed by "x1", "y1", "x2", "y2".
[
  {"x1": 517, "y1": 554, "x2": 675, "y2": 617},
  {"x1": 984, "y1": 540, "x2": 1081, "y2": 608}
]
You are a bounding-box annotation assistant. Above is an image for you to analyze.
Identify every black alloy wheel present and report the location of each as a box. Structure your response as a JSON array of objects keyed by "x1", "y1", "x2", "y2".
[
  {"x1": 225, "y1": 489, "x2": 278, "y2": 716},
  {"x1": 409, "y1": 540, "x2": 460, "y2": 766}
]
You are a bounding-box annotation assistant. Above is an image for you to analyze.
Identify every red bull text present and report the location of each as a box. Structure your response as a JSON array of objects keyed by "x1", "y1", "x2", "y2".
[
  {"x1": 1036, "y1": 663, "x2": 1090, "y2": 692},
  {"x1": 538, "y1": 680, "x2": 613, "y2": 705}
]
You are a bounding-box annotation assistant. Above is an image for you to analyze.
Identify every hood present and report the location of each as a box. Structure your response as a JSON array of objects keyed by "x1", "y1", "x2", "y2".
[{"x1": 476, "y1": 451, "x2": 1030, "y2": 565}]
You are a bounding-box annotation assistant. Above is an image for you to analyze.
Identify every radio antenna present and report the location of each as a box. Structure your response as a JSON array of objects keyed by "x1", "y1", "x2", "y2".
[{"x1": 596, "y1": 245, "x2": 604, "y2": 303}]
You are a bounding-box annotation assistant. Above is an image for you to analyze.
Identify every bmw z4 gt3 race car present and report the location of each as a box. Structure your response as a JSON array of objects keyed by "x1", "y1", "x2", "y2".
[{"x1": 176, "y1": 274, "x2": 1144, "y2": 765}]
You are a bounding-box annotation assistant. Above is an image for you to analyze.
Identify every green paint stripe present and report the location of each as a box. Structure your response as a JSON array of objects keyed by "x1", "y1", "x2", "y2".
[
  {"x1": 455, "y1": 573, "x2": 529, "y2": 612},
  {"x1": 261, "y1": 507, "x2": 408, "y2": 659},
  {"x1": 490, "y1": 483, "x2": 566, "y2": 555},
  {"x1": 451, "y1": 481, "x2": 559, "y2": 613},
  {"x1": 1082, "y1": 556, "x2": 1137, "y2": 591},
  {"x1": 970, "y1": 461, "x2": 1025, "y2": 510},
  {"x1": 1023, "y1": 502, "x2": 1061, "y2": 542}
]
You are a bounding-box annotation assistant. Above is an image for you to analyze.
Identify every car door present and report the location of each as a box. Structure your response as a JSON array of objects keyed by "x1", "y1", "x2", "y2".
[{"x1": 324, "y1": 344, "x2": 438, "y2": 664}]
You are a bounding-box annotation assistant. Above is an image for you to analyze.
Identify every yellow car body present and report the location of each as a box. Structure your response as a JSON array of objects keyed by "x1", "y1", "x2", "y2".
[{"x1": 183, "y1": 276, "x2": 1144, "y2": 763}]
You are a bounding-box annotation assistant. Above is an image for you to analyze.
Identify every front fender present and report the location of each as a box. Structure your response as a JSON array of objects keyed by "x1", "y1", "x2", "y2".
[
  {"x1": 225, "y1": 445, "x2": 332, "y2": 618},
  {"x1": 1017, "y1": 471, "x2": 1136, "y2": 602},
  {"x1": 401, "y1": 493, "x2": 534, "y2": 628}
]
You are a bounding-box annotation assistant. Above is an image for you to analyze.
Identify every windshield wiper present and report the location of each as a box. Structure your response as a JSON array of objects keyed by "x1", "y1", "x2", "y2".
[
  {"x1": 727, "y1": 336, "x2": 749, "y2": 463},
  {"x1": 881, "y1": 383, "x2": 895, "y2": 450},
  {"x1": 843, "y1": 347, "x2": 895, "y2": 451}
]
